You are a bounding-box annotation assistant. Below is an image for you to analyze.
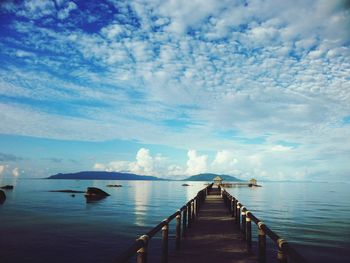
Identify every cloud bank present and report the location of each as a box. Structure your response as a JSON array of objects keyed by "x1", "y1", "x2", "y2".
[{"x1": 0, "y1": 0, "x2": 349, "y2": 180}]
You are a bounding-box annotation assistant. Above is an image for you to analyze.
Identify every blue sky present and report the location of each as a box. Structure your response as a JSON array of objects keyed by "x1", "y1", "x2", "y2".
[{"x1": 0, "y1": 0, "x2": 350, "y2": 181}]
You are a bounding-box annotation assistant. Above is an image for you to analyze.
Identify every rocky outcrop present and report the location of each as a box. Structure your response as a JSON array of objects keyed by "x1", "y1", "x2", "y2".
[
  {"x1": 49, "y1": 190, "x2": 85, "y2": 193},
  {"x1": 0, "y1": 190, "x2": 6, "y2": 204},
  {"x1": 1, "y1": 185, "x2": 14, "y2": 190},
  {"x1": 84, "y1": 187, "x2": 110, "y2": 202}
]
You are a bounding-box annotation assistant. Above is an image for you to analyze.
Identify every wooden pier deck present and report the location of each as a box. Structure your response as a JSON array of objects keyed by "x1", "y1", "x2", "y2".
[
  {"x1": 115, "y1": 184, "x2": 308, "y2": 263},
  {"x1": 168, "y1": 189, "x2": 256, "y2": 263}
]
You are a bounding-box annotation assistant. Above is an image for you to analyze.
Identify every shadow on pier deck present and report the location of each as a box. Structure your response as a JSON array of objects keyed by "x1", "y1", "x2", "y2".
[{"x1": 168, "y1": 190, "x2": 256, "y2": 263}]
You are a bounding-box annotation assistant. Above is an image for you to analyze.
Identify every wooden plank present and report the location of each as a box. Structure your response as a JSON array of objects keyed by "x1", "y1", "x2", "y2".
[{"x1": 168, "y1": 193, "x2": 257, "y2": 263}]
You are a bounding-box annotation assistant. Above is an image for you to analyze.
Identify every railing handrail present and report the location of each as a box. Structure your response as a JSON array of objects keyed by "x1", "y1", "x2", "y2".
[
  {"x1": 114, "y1": 238, "x2": 144, "y2": 263},
  {"x1": 114, "y1": 183, "x2": 214, "y2": 263},
  {"x1": 221, "y1": 188, "x2": 308, "y2": 263}
]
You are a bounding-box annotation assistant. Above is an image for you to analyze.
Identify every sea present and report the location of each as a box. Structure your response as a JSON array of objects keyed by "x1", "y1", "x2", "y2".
[{"x1": 0, "y1": 178, "x2": 349, "y2": 263}]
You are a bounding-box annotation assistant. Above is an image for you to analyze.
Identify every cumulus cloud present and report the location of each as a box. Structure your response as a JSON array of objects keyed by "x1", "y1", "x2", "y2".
[
  {"x1": 186, "y1": 150, "x2": 208, "y2": 175},
  {"x1": 93, "y1": 148, "x2": 166, "y2": 176},
  {"x1": 167, "y1": 164, "x2": 185, "y2": 176},
  {"x1": 93, "y1": 163, "x2": 106, "y2": 170},
  {"x1": 0, "y1": 165, "x2": 5, "y2": 175},
  {"x1": 12, "y1": 167, "x2": 20, "y2": 177},
  {"x1": 93, "y1": 148, "x2": 211, "y2": 177},
  {"x1": 211, "y1": 150, "x2": 238, "y2": 174},
  {"x1": 130, "y1": 148, "x2": 154, "y2": 175}
]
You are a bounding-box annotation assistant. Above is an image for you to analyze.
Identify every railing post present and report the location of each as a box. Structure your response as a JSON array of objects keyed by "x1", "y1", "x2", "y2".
[
  {"x1": 196, "y1": 194, "x2": 200, "y2": 210},
  {"x1": 176, "y1": 212, "x2": 181, "y2": 250},
  {"x1": 232, "y1": 197, "x2": 236, "y2": 218},
  {"x1": 136, "y1": 235, "x2": 149, "y2": 263},
  {"x1": 241, "y1": 207, "x2": 246, "y2": 237},
  {"x1": 182, "y1": 207, "x2": 187, "y2": 237},
  {"x1": 161, "y1": 220, "x2": 169, "y2": 263},
  {"x1": 198, "y1": 193, "x2": 201, "y2": 209},
  {"x1": 191, "y1": 200, "x2": 195, "y2": 221},
  {"x1": 277, "y1": 239, "x2": 288, "y2": 263},
  {"x1": 230, "y1": 197, "x2": 234, "y2": 214},
  {"x1": 187, "y1": 202, "x2": 192, "y2": 228},
  {"x1": 236, "y1": 202, "x2": 241, "y2": 227},
  {"x1": 193, "y1": 198, "x2": 197, "y2": 219},
  {"x1": 258, "y1": 222, "x2": 266, "y2": 263},
  {"x1": 246, "y1": 211, "x2": 252, "y2": 250}
]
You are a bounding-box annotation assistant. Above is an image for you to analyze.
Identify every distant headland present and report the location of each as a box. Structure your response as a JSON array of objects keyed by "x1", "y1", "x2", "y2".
[
  {"x1": 47, "y1": 171, "x2": 164, "y2": 180},
  {"x1": 47, "y1": 171, "x2": 243, "y2": 181}
]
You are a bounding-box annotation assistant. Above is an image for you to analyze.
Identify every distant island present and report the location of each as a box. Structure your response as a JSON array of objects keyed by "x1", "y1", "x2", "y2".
[
  {"x1": 184, "y1": 173, "x2": 243, "y2": 181},
  {"x1": 47, "y1": 171, "x2": 165, "y2": 180},
  {"x1": 47, "y1": 171, "x2": 243, "y2": 182},
  {"x1": 48, "y1": 171, "x2": 243, "y2": 181}
]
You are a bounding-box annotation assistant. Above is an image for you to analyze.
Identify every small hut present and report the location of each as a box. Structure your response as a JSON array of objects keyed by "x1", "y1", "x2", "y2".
[
  {"x1": 213, "y1": 176, "x2": 223, "y2": 186},
  {"x1": 249, "y1": 178, "x2": 257, "y2": 186}
]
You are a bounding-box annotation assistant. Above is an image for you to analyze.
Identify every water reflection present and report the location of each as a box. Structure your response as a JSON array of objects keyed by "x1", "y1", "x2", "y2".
[{"x1": 134, "y1": 181, "x2": 152, "y2": 226}]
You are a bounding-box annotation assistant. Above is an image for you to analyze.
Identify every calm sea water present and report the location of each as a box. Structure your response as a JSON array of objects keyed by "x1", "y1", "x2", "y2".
[{"x1": 0, "y1": 179, "x2": 349, "y2": 263}]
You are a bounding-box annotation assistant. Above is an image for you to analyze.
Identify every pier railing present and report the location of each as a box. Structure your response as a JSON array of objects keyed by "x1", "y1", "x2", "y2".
[
  {"x1": 221, "y1": 188, "x2": 308, "y2": 263},
  {"x1": 114, "y1": 183, "x2": 213, "y2": 263}
]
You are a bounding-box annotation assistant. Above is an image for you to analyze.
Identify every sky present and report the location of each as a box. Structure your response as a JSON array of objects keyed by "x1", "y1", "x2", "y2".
[{"x1": 0, "y1": 0, "x2": 349, "y2": 181}]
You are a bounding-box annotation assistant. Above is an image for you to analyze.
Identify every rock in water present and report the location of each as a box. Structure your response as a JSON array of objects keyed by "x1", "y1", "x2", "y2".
[
  {"x1": 85, "y1": 187, "x2": 110, "y2": 202},
  {"x1": 49, "y1": 190, "x2": 84, "y2": 193},
  {"x1": 0, "y1": 190, "x2": 6, "y2": 204},
  {"x1": 1, "y1": 185, "x2": 14, "y2": 190}
]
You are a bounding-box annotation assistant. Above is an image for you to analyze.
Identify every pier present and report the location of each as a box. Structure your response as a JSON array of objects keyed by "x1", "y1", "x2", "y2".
[{"x1": 115, "y1": 184, "x2": 308, "y2": 263}]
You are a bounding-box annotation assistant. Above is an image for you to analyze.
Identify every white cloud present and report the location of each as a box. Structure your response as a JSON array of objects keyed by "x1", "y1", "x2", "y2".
[
  {"x1": 22, "y1": 0, "x2": 55, "y2": 18},
  {"x1": 93, "y1": 163, "x2": 106, "y2": 170},
  {"x1": 57, "y1": 1, "x2": 77, "y2": 20},
  {"x1": 167, "y1": 164, "x2": 185, "y2": 176},
  {"x1": 269, "y1": 145, "x2": 293, "y2": 152},
  {"x1": 108, "y1": 161, "x2": 130, "y2": 172},
  {"x1": 101, "y1": 24, "x2": 125, "y2": 39},
  {"x1": 131, "y1": 148, "x2": 154, "y2": 175},
  {"x1": 93, "y1": 148, "x2": 210, "y2": 177},
  {"x1": 12, "y1": 167, "x2": 20, "y2": 177},
  {"x1": 212, "y1": 150, "x2": 237, "y2": 166},
  {"x1": 0, "y1": 165, "x2": 5, "y2": 175},
  {"x1": 211, "y1": 150, "x2": 238, "y2": 174},
  {"x1": 248, "y1": 155, "x2": 263, "y2": 168},
  {"x1": 15, "y1": 50, "x2": 35, "y2": 57},
  {"x1": 4, "y1": 0, "x2": 78, "y2": 20},
  {"x1": 186, "y1": 150, "x2": 208, "y2": 175},
  {"x1": 93, "y1": 148, "x2": 168, "y2": 176}
]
